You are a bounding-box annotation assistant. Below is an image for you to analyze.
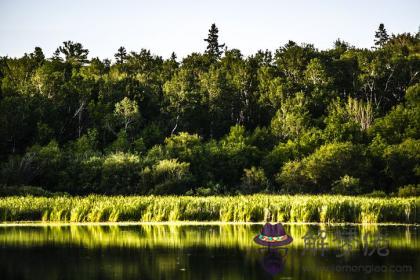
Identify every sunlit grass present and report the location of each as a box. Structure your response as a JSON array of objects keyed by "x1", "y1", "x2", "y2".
[{"x1": 0, "y1": 195, "x2": 418, "y2": 223}]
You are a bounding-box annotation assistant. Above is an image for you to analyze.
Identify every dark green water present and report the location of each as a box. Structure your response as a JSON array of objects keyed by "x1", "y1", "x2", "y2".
[{"x1": 0, "y1": 224, "x2": 418, "y2": 279}]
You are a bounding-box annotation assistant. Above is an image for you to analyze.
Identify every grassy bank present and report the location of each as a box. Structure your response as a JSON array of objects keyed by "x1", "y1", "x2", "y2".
[{"x1": 0, "y1": 195, "x2": 418, "y2": 224}]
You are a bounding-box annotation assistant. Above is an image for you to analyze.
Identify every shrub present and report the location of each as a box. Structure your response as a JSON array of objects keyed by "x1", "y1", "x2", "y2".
[
  {"x1": 28, "y1": 140, "x2": 64, "y2": 191},
  {"x1": 0, "y1": 153, "x2": 37, "y2": 186},
  {"x1": 217, "y1": 125, "x2": 260, "y2": 189},
  {"x1": 396, "y1": 184, "x2": 420, "y2": 197},
  {"x1": 0, "y1": 185, "x2": 54, "y2": 197},
  {"x1": 77, "y1": 156, "x2": 103, "y2": 193},
  {"x1": 195, "y1": 187, "x2": 214, "y2": 196},
  {"x1": 331, "y1": 175, "x2": 362, "y2": 195},
  {"x1": 382, "y1": 138, "x2": 420, "y2": 191},
  {"x1": 323, "y1": 97, "x2": 370, "y2": 143},
  {"x1": 101, "y1": 152, "x2": 142, "y2": 194},
  {"x1": 164, "y1": 132, "x2": 210, "y2": 186},
  {"x1": 262, "y1": 129, "x2": 323, "y2": 180},
  {"x1": 106, "y1": 131, "x2": 131, "y2": 153},
  {"x1": 270, "y1": 92, "x2": 309, "y2": 140},
  {"x1": 276, "y1": 142, "x2": 369, "y2": 193},
  {"x1": 240, "y1": 166, "x2": 269, "y2": 194},
  {"x1": 145, "y1": 159, "x2": 192, "y2": 194},
  {"x1": 364, "y1": 190, "x2": 387, "y2": 198}
]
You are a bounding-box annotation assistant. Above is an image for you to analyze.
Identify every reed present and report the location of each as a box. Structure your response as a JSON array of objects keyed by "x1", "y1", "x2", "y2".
[{"x1": 0, "y1": 195, "x2": 418, "y2": 223}]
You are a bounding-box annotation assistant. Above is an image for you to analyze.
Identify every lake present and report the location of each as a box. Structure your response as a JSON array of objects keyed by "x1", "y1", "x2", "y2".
[{"x1": 0, "y1": 223, "x2": 418, "y2": 279}]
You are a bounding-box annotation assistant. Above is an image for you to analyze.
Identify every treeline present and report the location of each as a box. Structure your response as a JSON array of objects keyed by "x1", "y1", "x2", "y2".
[{"x1": 0, "y1": 24, "x2": 419, "y2": 196}]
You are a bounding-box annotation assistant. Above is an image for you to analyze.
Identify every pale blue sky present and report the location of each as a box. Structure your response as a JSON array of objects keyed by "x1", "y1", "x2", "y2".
[{"x1": 0, "y1": 0, "x2": 419, "y2": 60}]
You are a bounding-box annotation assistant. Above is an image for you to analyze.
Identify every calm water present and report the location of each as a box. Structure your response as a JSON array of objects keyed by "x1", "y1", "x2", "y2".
[{"x1": 0, "y1": 224, "x2": 418, "y2": 280}]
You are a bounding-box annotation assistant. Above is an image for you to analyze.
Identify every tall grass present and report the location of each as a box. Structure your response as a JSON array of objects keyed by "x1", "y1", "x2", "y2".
[{"x1": 0, "y1": 195, "x2": 418, "y2": 223}]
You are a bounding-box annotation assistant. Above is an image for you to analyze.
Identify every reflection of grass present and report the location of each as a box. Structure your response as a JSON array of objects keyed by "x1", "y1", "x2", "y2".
[
  {"x1": 0, "y1": 224, "x2": 417, "y2": 251},
  {"x1": 0, "y1": 195, "x2": 418, "y2": 223}
]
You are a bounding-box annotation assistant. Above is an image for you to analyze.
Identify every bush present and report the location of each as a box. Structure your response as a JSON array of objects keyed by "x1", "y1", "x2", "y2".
[
  {"x1": 364, "y1": 190, "x2": 387, "y2": 198},
  {"x1": 106, "y1": 131, "x2": 131, "y2": 153},
  {"x1": 240, "y1": 166, "x2": 269, "y2": 194},
  {"x1": 270, "y1": 92, "x2": 309, "y2": 140},
  {"x1": 382, "y1": 138, "x2": 420, "y2": 191},
  {"x1": 323, "y1": 97, "x2": 371, "y2": 143},
  {"x1": 28, "y1": 140, "x2": 64, "y2": 191},
  {"x1": 276, "y1": 142, "x2": 370, "y2": 193},
  {"x1": 101, "y1": 152, "x2": 142, "y2": 194},
  {"x1": 331, "y1": 175, "x2": 361, "y2": 195},
  {"x1": 0, "y1": 185, "x2": 54, "y2": 197},
  {"x1": 144, "y1": 159, "x2": 192, "y2": 194},
  {"x1": 396, "y1": 185, "x2": 420, "y2": 197},
  {"x1": 195, "y1": 187, "x2": 214, "y2": 196},
  {"x1": 216, "y1": 125, "x2": 260, "y2": 189},
  {"x1": 164, "y1": 132, "x2": 209, "y2": 186},
  {"x1": 0, "y1": 153, "x2": 37, "y2": 186},
  {"x1": 77, "y1": 156, "x2": 103, "y2": 193}
]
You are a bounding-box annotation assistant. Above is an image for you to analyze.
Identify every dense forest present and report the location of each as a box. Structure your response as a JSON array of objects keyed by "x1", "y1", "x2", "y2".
[{"x1": 0, "y1": 24, "x2": 419, "y2": 196}]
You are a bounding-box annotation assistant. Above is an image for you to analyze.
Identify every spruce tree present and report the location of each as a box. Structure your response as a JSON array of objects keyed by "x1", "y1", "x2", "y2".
[
  {"x1": 204, "y1": 23, "x2": 225, "y2": 59},
  {"x1": 374, "y1": 23, "x2": 390, "y2": 47},
  {"x1": 114, "y1": 46, "x2": 128, "y2": 64}
]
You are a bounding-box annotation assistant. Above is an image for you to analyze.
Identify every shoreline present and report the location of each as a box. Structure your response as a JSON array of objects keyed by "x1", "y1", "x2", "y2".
[{"x1": 0, "y1": 221, "x2": 418, "y2": 227}]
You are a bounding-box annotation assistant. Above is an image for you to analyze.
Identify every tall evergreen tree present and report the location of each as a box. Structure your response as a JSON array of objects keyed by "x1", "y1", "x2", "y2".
[
  {"x1": 55, "y1": 41, "x2": 89, "y2": 65},
  {"x1": 30, "y1": 47, "x2": 45, "y2": 66},
  {"x1": 204, "y1": 23, "x2": 225, "y2": 59},
  {"x1": 170, "y1": 52, "x2": 177, "y2": 62},
  {"x1": 374, "y1": 23, "x2": 390, "y2": 47},
  {"x1": 114, "y1": 46, "x2": 128, "y2": 64}
]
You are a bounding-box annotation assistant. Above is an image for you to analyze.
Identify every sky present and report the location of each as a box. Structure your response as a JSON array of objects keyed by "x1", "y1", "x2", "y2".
[{"x1": 0, "y1": 0, "x2": 419, "y2": 60}]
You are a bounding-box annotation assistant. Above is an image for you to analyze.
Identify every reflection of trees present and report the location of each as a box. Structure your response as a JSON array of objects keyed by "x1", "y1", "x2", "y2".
[
  {"x1": 0, "y1": 224, "x2": 417, "y2": 280},
  {"x1": 0, "y1": 224, "x2": 417, "y2": 251}
]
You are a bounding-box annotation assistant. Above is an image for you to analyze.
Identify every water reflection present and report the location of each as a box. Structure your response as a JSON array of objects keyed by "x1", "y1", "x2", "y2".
[
  {"x1": 0, "y1": 224, "x2": 418, "y2": 279},
  {"x1": 260, "y1": 248, "x2": 288, "y2": 276}
]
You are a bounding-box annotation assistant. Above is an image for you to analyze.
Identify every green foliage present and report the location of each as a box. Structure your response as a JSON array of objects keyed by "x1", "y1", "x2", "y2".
[
  {"x1": 75, "y1": 156, "x2": 103, "y2": 193},
  {"x1": 374, "y1": 23, "x2": 390, "y2": 48},
  {"x1": 382, "y1": 138, "x2": 420, "y2": 189},
  {"x1": 143, "y1": 159, "x2": 192, "y2": 194},
  {"x1": 107, "y1": 130, "x2": 131, "y2": 153},
  {"x1": 114, "y1": 46, "x2": 128, "y2": 64},
  {"x1": 370, "y1": 104, "x2": 419, "y2": 144},
  {"x1": 114, "y1": 97, "x2": 140, "y2": 131},
  {"x1": 0, "y1": 185, "x2": 55, "y2": 197},
  {"x1": 101, "y1": 152, "x2": 142, "y2": 194},
  {"x1": 0, "y1": 195, "x2": 416, "y2": 223},
  {"x1": 270, "y1": 92, "x2": 309, "y2": 140},
  {"x1": 276, "y1": 142, "x2": 369, "y2": 193},
  {"x1": 364, "y1": 190, "x2": 387, "y2": 198},
  {"x1": 396, "y1": 185, "x2": 420, "y2": 197},
  {"x1": 164, "y1": 132, "x2": 201, "y2": 160},
  {"x1": 323, "y1": 97, "x2": 372, "y2": 142},
  {"x1": 0, "y1": 27, "x2": 419, "y2": 195},
  {"x1": 331, "y1": 175, "x2": 362, "y2": 195},
  {"x1": 72, "y1": 128, "x2": 98, "y2": 155},
  {"x1": 29, "y1": 140, "x2": 64, "y2": 190},
  {"x1": 54, "y1": 41, "x2": 89, "y2": 65},
  {"x1": 240, "y1": 166, "x2": 269, "y2": 194},
  {"x1": 304, "y1": 58, "x2": 332, "y2": 87},
  {"x1": 204, "y1": 23, "x2": 225, "y2": 60},
  {"x1": 216, "y1": 125, "x2": 260, "y2": 188}
]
